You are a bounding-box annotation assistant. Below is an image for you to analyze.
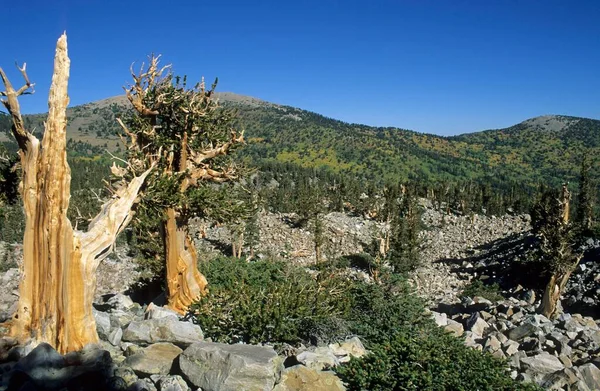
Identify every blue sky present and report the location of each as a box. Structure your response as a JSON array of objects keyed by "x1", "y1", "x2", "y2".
[{"x1": 1, "y1": 0, "x2": 600, "y2": 135}]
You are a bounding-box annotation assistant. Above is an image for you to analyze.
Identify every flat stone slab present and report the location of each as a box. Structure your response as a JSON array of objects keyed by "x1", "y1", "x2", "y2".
[
  {"x1": 179, "y1": 341, "x2": 282, "y2": 391},
  {"x1": 122, "y1": 317, "x2": 203, "y2": 347},
  {"x1": 124, "y1": 342, "x2": 182, "y2": 376}
]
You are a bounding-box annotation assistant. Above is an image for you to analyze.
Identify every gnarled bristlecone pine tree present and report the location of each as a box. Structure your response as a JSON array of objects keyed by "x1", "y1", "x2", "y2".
[
  {"x1": 0, "y1": 33, "x2": 153, "y2": 353},
  {"x1": 535, "y1": 183, "x2": 583, "y2": 318},
  {"x1": 117, "y1": 56, "x2": 245, "y2": 314}
]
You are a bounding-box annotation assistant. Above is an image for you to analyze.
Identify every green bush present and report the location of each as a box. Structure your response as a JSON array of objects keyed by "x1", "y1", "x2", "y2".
[
  {"x1": 191, "y1": 258, "x2": 352, "y2": 345},
  {"x1": 460, "y1": 279, "x2": 504, "y2": 302},
  {"x1": 335, "y1": 274, "x2": 540, "y2": 391},
  {"x1": 336, "y1": 326, "x2": 541, "y2": 391},
  {"x1": 192, "y1": 259, "x2": 538, "y2": 390},
  {"x1": 0, "y1": 204, "x2": 25, "y2": 244}
]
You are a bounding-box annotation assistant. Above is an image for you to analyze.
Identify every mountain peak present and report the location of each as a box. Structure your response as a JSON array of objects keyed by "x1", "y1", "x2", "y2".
[{"x1": 519, "y1": 115, "x2": 581, "y2": 133}]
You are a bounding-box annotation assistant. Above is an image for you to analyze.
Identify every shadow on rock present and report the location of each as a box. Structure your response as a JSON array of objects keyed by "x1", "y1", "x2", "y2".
[{"x1": 2, "y1": 342, "x2": 123, "y2": 391}]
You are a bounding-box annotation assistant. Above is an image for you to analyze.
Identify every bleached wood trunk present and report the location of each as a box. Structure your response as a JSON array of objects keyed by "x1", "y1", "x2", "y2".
[
  {"x1": 164, "y1": 208, "x2": 208, "y2": 314},
  {"x1": 539, "y1": 269, "x2": 572, "y2": 319},
  {"x1": 2, "y1": 34, "x2": 151, "y2": 353}
]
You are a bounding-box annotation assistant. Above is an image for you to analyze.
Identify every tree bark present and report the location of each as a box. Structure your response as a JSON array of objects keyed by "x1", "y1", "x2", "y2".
[
  {"x1": 539, "y1": 184, "x2": 578, "y2": 319},
  {"x1": 3, "y1": 34, "x2": 151, "y2": 353},
  {"x1": 539, "y1": 266, "x2": 576, "y2": 319},
  {"x1": 164, "y1": 208, "x2": 208, "y2": 314}
]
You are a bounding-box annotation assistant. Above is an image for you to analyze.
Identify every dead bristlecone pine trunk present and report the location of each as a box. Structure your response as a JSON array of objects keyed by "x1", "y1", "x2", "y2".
[{"x1": 0, "y1": 33, "x2": 152, "y2": 353}]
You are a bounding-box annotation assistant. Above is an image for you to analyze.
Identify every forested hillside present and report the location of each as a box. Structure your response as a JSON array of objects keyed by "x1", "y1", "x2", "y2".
[{"x1": 1, "y1": 93, "x2": 599, "y2": 191}]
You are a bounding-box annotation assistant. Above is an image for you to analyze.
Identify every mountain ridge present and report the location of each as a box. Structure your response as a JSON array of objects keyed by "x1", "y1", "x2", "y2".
[
  {"x1": 1, "y1": 92, "x2": 598, "y2": 188},
  {"x1": 76, "y1": 93, "x2": 598, "y2": 136}
]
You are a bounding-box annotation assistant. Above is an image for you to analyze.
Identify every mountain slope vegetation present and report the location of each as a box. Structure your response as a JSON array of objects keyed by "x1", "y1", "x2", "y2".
[{"x1": 1, "y1": 93, "x2": 599, "y2": 190}]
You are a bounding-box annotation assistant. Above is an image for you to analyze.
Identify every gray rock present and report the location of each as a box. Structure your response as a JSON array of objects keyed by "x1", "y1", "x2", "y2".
[
  {"x1": 430, "y1": 311, "x2": 447, "y2": 327},
  {"x1": 107, "y1": 293, "x2": 135, "y2": 312},
  {"x1": 109, "y1": 327, "x2": 124, "y2": 346},
  {"x1": 507, "y1": 322, "x2": 538, "y2": 341},
  {"x1": 578, "y1": 363, "x2": 600, "y2": 390},
  {"x1": 12, "y1": 343, "x2": 112, "y2": 389},
  {"x1": 468, "y1": 317, "x2": 489, "y2": 337},
  {"x1": 547, "y1": 331, "x2": 572, "y2": 356},
  {"x1": 123, "y1": 343, "x2": 183, "y2": 377},
  {"x1": 539, "y1": 368, "x2": 579, "y2": 390},
  {"x1": 328, "y1": 337, "x2": 366, "y2": 362},
  {"x1": 465, "y1": 312, "x2": 490, "y2": 338},
  {"x1": 562, "y1": 318, "x2": 585, "y2": 333},
  {"x1": 94, "y1": 309, "x2": 112, "y2": 340},
  {"x1": 128, "y1": 378, "x2": 158, "y2": 391},
  {"x1": 463, "y1": 332, "x2": 483, "y2": 351},
  {"x1": 179, "y1": 341, "x2": 283, "y2": 391},
  {"x1": 145, "y1": 303, "x2": 180, "y2": 320},
  {"x1": 115, "y1": 365, "x2": 139, "y2": 386},
  {"x1": 122, "y1": 317, "x2": 203, "y2": 347},
  {"x1": 296, "y1": 347, "x2": 339, "y2": 370},
  {"x1": 558, "y1": 354, "x2": 572, "y2": 368},
  {"x1": 154, "y1": 375, "x2": 190, "y2": 391},
  {"x1": 523, "y1": 290, "x2": 536, "y2": 305},
  {"x1": 111, "y1": 310, "x2": 136, "y2": 328},
  {"x1": 503, "y1": 340, "x2": 520, "y2": 356},
  {"x1": 520, "y1": 352, "x2": 564, "y2": 375},
  {"x1": 444, "y1": 319, "x2": 464, "y2": 337}
]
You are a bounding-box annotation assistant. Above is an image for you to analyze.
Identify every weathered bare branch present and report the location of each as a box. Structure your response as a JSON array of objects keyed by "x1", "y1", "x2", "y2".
[
  {"x1": 190, "y1": 129, "x2": 245, "y2": 165},
  {"x1": 15, "y1": 63, "x2": 35, "y2": 96},
  {"x1": 116, "y1": 117, "x2": 138, "y2": 148},
  {"x1": 0, "y1": 64, "x2": 35, "y2": 149}
]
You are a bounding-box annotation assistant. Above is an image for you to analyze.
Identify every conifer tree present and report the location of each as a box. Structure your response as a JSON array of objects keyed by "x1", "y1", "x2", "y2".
[
  {"x1": 577, "y1": 154, "x2": 595, "y2": 233},
  {"x1": 388, "y1": 186, "x2": 421, "y2": 273},
  {"x1": 532, "y1": 184, "x2": 582, "y2": 318},
  {"x1": 119, "y1": 57, "x2": 244, "y2": 313}
]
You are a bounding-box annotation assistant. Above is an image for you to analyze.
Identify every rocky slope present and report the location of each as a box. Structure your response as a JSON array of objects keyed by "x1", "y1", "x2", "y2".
[{"x1": 1, "y1": 203, "x2": 600, "y2": 390}]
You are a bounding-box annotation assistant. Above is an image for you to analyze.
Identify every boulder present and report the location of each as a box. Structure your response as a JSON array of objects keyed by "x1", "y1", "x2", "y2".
[
  {"x1": 483, "y1": 335, "x2": 501, "y2": 352},
  {"x1": 107, "y1": 293, "x2": 135, "y2": 312},
  {"x1": 145, "y1": 303, "x2": 179, "y2": 320},
  {"x1": 94, "y1": 309, "x2": 112, "y2": 340},
  {"x1": 114, "y1": 365, "x2": 139, "y2": 386},
  {"x1": 467, "y1": 316, "x2": 489, "y2": 337},
  {"x1": 520, "y1": 352, "x2": 564, "y2": 375},
  {"x1": 328, "y1": 337, "x2": 366, "y2": 362},
  {"x1": 503, "y1": 340, "x2": 520, "y2": 356},
  {"x1": 123, "y1": 342, "x2": 182, "y2": 377},
  {"x1": 108, "y1": 327, "x2": 123, "y2": 346},
  {"x1": 10, "y1": 343, "x2": 113, "y2": 390},
  {"x1": 110, "y1": 310, "x2": 136, "y2": 331},
  {"x1": 507, "y1": 322, "x2": 538, "y2": 341},
  {"x1": 578, "y1": 363, "x2": 600, "y2": 390},
  {"x1": 179, "y1": 341, "x2": 282, "y2": 391},
  {"x1": 273, "y1": 365, "x2": 345, "y2": 391},
  {"x1": 128, "y1": 378, "x2": 158, "y2": 391},
  {"x1": 296, "y1": 347, "x2": 339, "y2": 370},
  {"x1": 444, "y1": 319, "x2": 464, "y2": 337},
  {"x1": 430, "y1": 311, "x2": 448, "y2": 327},
  {"x1": 122, "y1": 317, "x2": 203, "y2": 347},
  {"x1": 152, "y1": 375, "x2": 190, "y2": 391}
]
